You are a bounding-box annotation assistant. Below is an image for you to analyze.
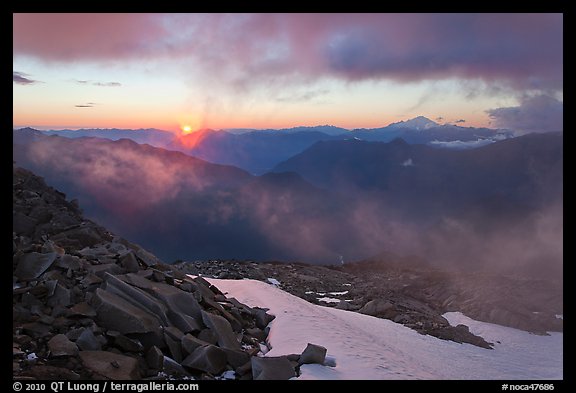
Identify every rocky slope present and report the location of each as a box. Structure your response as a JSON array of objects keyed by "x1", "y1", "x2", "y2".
[
  {"x1": 177, "y1": 258, "x2": 563, "y2": 348},
  {"x1": 13, "y1": 164, "x2": 325, "y2": 380}
]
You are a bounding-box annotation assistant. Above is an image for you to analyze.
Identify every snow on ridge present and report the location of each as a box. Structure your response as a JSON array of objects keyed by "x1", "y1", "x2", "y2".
[
  {"x1": 206, "y1": 277, "x2": 563, "y2": 380},
  {"x1": 317, "y1": 297, "x2": 340, "y2": 303}
]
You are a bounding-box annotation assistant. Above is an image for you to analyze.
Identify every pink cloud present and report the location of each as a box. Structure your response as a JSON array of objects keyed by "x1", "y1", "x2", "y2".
[
  {"x1": 13, "y1": 13, "x2": 168, "y2": 61},
  {"x1": 13, "y1": 13, "x2": 562, "y2": 91},
  {"x1": 486, "y1": 94, "x2": 563, "y2": 133}
]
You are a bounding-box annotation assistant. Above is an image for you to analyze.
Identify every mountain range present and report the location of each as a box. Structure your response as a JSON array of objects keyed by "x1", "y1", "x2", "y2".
[
  {"x1": 12, "y1": 126, "x2": 562, "y2": 279},
  {"x1": 23, "y1": 117, "x2": 513, "y2": 174}
]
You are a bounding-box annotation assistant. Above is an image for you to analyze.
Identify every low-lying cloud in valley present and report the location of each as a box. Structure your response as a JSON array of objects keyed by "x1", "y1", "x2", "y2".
[{"x1": 13, "y1": 130, "x2": 562, "y2": 281}]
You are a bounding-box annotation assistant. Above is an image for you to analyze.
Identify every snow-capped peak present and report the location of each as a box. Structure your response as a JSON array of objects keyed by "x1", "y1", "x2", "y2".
[{"x1": 388, "y1": 116, "x2": 439, "y2": 130}]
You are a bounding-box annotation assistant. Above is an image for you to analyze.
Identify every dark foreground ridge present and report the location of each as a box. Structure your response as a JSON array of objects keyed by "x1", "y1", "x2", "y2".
[{"x1": 13, "y1": 164, "x2": 326, "y2": 380}]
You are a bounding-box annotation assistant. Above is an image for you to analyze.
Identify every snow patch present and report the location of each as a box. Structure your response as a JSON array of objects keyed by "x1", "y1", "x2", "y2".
[
  {"x1": 328, "y1": 291, "x2": 349, "y2": 296},
  {"x1": 317, "y1": 297, "x2": 341, "y2": 304},
  {"x1": 555, "y1": 314, "x2": 563, "y2": 320},
  {"x1": 402, "y1": 158, "x2": 414, "y2": 167},
  {"x1": 206, "y1": 277, "x2": 563, "y2": 380},
  {"x1": 267, "y1": 277, "x2": 281, "y2": 286}
]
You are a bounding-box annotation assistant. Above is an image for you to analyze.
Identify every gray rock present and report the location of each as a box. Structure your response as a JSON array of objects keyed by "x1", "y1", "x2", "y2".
[
  {"x1": 14, "y1": 252, "x2": 57, "y2": 280},
  {"x1": 254, "y1": 308, "x2": 275, "y2": 330},
  {"x1": 47, "y1": 284, "x2": 71, "y2": 307},
  {"x1": 164, "y1": 333, "x2": 183, "y2": 363},
  {"x1": 251, "y1": 356, "x2": 296, "y2": 380},
  {"x1": 134, "y1": 248, "x2": 161, "y2": 267},
  {"x1": 182, "y1": 345, "x2": 227, "y2": 375},
  {"x1": 81, "y1": 273, "x2": 103, "y2": 287},
  {"x1": 76, "y1": 329, "x2": 102, "y2": 351},
  {"x1": 79, "y1": 350, "x2": 141, "y2": 380},
  {"x1": 92, "y1": 288, "x2": 162, "y2": 335},
  {"x1": 114, "y1": 335, "x2": 144, "y2": 353},
  {"x1": 197, "y1": 329, "x2": 218, "y2": 345},
  {"x1": 54, "y1": 254, "x2": 80, "y2": 271},
  {"x1": 222, "y1": 348, "x2": 251, "y2": 368},
  {"x1": 359, "y1": 299, "x2": 397, "y2": 319},
  {"x1": 201, "y1": 310, "x2": 241, "y2": 350},
  {"x1": 299, "y1": 343, "x2": 327, "y2": 365},
  {"x1": 181, "y1": 334, "x2": 210, "y2": 355},
  {"x1": 146, "y1": 346, "x2": 164, "y2": 370},
  {"x1": 48, "y1": 334, "x2": 78, "y2": 357},
  {"x1": 164, "y1": 326, "x2": 185, "y2": 341},
  {"x1": 113, "y1": 273, "x2": 199, "y2": 324},
  {"x1": 13, "y1": 212, "x2": 39, "y2": 235},
  {"x1": 245, "y1": 327, "x2": 266, "y2": 341},
  {"x1": 66, "y1": 328, "x2": 85, "y2": 341},
  {"x1": 163, "y1": 356, "x2": 191, "y2": 377},
  {"x1": 336, "y1": 301, "x2": 353, "y2": 310},
  {"x1": 88, "y1": 263, "x2": 123, "y2": 279},
  {"x1": 69, "y1": 302, "x2": 97, "y2": 318},
  {"x1": 120, "y1": 252, "x2": 140, "y2": 273},
  {"x1": 167, "y1": 310, "x2": 203, "y2": 334},
  {"x1": 102, "y1": 274, "x2": 171, "y2": 326}
]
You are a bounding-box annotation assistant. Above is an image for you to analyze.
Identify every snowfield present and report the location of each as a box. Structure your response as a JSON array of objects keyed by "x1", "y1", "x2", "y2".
[{"x1": 205, "y1": 277, "x2": 563, "y2": 380}]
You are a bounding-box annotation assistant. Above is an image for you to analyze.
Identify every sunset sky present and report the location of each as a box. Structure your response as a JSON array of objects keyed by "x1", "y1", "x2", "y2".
[{"x1": 13, "y1": 13, "x2": 563, "y2": 134}]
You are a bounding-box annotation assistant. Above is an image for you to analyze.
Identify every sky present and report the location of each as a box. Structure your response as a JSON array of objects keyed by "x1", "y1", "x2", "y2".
[{"x1": 13, "y1": 13, "x2": 563, "y2": 134}]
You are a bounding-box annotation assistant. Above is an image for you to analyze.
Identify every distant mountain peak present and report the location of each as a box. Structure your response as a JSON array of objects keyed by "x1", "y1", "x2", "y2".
[{"x1": 389, "y1": 116, "x2": 439, "y2": 130}]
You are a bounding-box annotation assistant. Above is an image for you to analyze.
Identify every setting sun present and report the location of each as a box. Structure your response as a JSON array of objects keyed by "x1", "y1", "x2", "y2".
[{"x1": 181, "y1": 125, "x2": 193, "y2": 135}]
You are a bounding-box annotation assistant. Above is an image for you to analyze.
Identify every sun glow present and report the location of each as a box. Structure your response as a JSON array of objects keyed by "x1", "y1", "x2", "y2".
[{"x1": 181, "y1": 125, "x2": 193, "y2": 135}]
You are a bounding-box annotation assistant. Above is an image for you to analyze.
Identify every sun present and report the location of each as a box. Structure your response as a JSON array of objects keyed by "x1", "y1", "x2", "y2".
[{"x1": 181, "y1": 125, "x2": 193, "y2": 135}]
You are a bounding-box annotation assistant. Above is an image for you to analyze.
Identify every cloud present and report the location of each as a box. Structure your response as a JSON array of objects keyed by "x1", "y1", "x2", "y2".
[
  {"x1": 275, "y1": 89, "x2": 329, "y2": 103},
  {"x1": 73, "y1": 79, "x2": 121, "y2": 87},
  {"x1": 13, "y1": 71, "x2": 40, "y2": 85},
  {"x1": 454, "y1": 119, "x2": 466, "y2": 124},
  {"x1": 75, "y1": 102, "x2": 97, "y2": 108},
  {"x1": 13, "y1": 14, "x2": 562, "y2": 92},
  {"x1": 92, "y1": 81, "x2": 121, "y2": 87},
  {"x1": 486, "y1": 94, "x2": 563, "y2": 133},
  {"x1": 429, "y1": 138, "x2": 496, "y2": 149}
]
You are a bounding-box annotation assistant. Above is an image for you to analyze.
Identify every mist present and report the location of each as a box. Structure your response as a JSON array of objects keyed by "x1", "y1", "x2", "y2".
[{"x1": 13, "y1": 131, "x2": 562, "y2": 281}]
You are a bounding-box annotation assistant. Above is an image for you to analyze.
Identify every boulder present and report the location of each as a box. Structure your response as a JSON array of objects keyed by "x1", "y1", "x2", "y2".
[
  {"x1": 101, "y1": 274, "x2": 171, "y2": 326},
  {"x1": 201, "y1": 310, "x2": 241, "y2": 350},
  {"x1": 146, "y1": 346, "x2": 164, "y2": 370},
  {"x1": 251, "y1": 356, "x2": 296, "y2": 380},
  {"x1": 181, "y1": 345, "x2": 227, "y2": 375},
  {"x1": 114, "y1": 336, "x2": 144, "y2": 353},
  {"x1": 79, "y1": 351, "x2": 140, "y2": 380},
  {"x1": 222, "y1": 348, "x2": 251, "y2": 368},
  {"x1": 69, "y1": 302, "x2": 97, "y2": 318},
  {"x1": 46, "y1": 283, "x2": 71, "y2": 307},
  {"x1": 336, "y1": 301, "x2": 353, "y2": 311},
  {"x1": 54, "y1": 255, "x2": 81, "y2": 270},
  {"x1": 164, "y1": 333, "x2": 183, "y2": 363},
  {"x1": 163, "y1": 356, "x2": 191, "y2": 377},
  {"x1": 92, "y1": 288, "x2": 162, "y2": 335},
  {"x1": 359, "y1": 299, "x2": 397, "y2": 319},
  {"x1": 13, "y1": 212, "x2": 38, "y2": 236},
  {"x1": 14, "y1": 252, "x2": 57, "y2": 280},
  {"x1": 167, "y1": 310, "x2": 203, "y2": 334},
  {"x1": 299, "y1": 343, "x2": 327, "y2": 365},
  {"x1": 254, "y1": 308, "x2": 275, "y2": 330},
  {"x1": 120, "y1": 252, "x2": 140, "y2": 273},
  {"x1": 88, "y1": 263, "x2": 123, "y2": 279},
  {"x1": 181, "y1": 334, "x2": 211, "y2": 355},
  {"x1": 76, "y1": 329, "x2": 103, "y2": 351},
  {"x1": 48, "y1": 334, "x2": 78, "y2": 357},
  {"x1": 134, "y1": 248, "x2": 161, "y2": 267}
]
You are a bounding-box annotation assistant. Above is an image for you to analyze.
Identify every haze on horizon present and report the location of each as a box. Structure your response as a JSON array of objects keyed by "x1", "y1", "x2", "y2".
[{"x1": 13, "y1": 13, "x2": 562, "y2": 134}]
